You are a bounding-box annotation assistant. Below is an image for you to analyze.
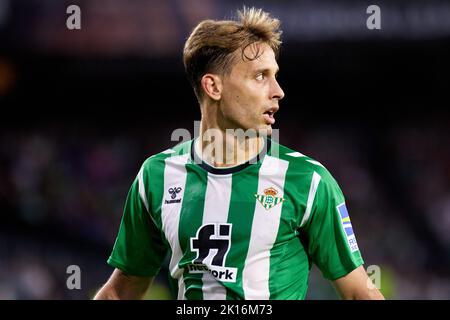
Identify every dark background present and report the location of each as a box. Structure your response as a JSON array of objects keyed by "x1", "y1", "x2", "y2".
[{"x1": 0, "y1": 0, "x2": 449, "y2": 299}]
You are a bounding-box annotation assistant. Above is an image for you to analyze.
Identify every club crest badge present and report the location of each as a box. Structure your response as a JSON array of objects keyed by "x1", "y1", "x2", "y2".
[{"x1": 255, "y1": 187, "x2": 285, "y2": 210}]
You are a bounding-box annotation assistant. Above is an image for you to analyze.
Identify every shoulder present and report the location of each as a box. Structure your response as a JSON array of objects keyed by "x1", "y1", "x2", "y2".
[
  {"x1": 140, "y1": 139, "x2": 192, "y2": 173},
  {"x1": 271, "y1": 140, "x2": 337, "y2": 184}
]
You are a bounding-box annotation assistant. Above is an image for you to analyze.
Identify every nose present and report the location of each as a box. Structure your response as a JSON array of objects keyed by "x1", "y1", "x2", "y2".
[{"x1": 271, "y1": 78, "x2": 285, "y2": 101}]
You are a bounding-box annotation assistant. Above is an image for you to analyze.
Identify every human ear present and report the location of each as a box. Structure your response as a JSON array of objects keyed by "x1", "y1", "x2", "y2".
[{"x1": 200, "y1": 74, "x2": 222, "y2": 101}]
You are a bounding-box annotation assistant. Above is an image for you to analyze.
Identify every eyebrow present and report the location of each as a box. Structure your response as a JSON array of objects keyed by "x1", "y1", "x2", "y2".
[{"x1": 254, "y1": 67, "x2": 280, "y2": 75}]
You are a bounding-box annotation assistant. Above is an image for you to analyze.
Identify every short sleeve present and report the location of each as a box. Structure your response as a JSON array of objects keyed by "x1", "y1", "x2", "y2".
[
  {"x1": 302, "y1": 170, "x2": 364, "y2": 280},
  {"x1": 107, "y1": 168, "x2": 168, "y2": 277}
]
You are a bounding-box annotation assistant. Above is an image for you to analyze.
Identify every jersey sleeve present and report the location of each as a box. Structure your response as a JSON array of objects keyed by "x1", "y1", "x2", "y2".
[
  {"x1": 107, "y1": 166, "x2": 168, "y2": 277},
  {"x1": 302, "y1": 170, "x2": 364, "y2": 280}
]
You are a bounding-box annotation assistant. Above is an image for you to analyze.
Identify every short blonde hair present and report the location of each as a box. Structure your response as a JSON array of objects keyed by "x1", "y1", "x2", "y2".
[{"x1": 183, "y1": 7, "x2": 282, "y2": 101}]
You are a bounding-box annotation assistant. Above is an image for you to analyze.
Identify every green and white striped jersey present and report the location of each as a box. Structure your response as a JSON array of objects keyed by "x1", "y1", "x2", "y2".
[{"x1": 108, "y1": 138, "x2": 364, "y2": 300}]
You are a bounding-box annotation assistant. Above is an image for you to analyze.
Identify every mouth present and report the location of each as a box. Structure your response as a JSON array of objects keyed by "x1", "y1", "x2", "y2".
[{"x1": 263, "y1": 109, "x2": 277, "y2": 125}]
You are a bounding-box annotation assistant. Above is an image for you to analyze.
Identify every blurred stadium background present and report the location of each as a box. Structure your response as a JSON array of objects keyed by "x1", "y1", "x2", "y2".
[{"x1": 0, "y1": 0, "x2": 449, "y2": 299}]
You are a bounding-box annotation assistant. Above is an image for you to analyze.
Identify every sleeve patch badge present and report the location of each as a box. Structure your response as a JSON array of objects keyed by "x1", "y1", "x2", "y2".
[{"x1": 337, "y1": 203, "x2": 359, "y2": 253}]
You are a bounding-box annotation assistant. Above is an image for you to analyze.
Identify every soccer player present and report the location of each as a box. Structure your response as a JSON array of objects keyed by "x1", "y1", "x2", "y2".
[{"x1": 94, "y1": 7, "x2": 384, "y2": 300}]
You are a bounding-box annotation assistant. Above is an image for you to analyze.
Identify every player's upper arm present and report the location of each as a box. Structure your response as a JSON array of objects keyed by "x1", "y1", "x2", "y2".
[
  {"x1": 107, "y1": 165, "x2": 168, "y2": 277},
  {"x1": 332, "y1": 265, "x2": 385, "y2": 300},
  {"x1": 301, "y1": 168, "x2": 364, "y2": 280},
  {"x1": 94, "y1": 268, "x2": 154, "y2": 300}
]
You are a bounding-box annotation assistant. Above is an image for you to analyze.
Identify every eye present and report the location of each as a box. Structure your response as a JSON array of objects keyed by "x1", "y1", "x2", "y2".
[{"x1": 255, "y1": 73, "x2": 265, "y2": 81}]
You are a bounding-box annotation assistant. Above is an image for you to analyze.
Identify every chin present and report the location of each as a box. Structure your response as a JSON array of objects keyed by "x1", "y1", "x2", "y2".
[
  {"x1": 234, "y1": 122, "x2": 272, "y2": 137},
  {"x1": 255, "y1": 124, "x2": 273, "y2": 137}
]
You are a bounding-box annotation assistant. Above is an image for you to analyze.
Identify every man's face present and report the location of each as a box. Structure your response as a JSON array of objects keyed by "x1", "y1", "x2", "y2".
[{"x1": 219, "y1": 42, "x2": 285, "y2": 135}]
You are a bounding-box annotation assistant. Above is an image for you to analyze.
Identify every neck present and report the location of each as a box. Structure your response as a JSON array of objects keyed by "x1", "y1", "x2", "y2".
[{"x1": 198, "y1": 106, "x2": 264, "y2": 168}]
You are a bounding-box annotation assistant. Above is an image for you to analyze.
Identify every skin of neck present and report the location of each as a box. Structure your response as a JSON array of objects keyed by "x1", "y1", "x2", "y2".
[{"x1": 198, "y1": 101, "x2": 264, "y2": 168}]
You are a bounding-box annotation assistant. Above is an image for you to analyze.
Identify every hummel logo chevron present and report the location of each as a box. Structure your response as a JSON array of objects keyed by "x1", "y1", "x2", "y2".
[{"x1": 165, "y1": 187, "x2": 182, "y2": 204}]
